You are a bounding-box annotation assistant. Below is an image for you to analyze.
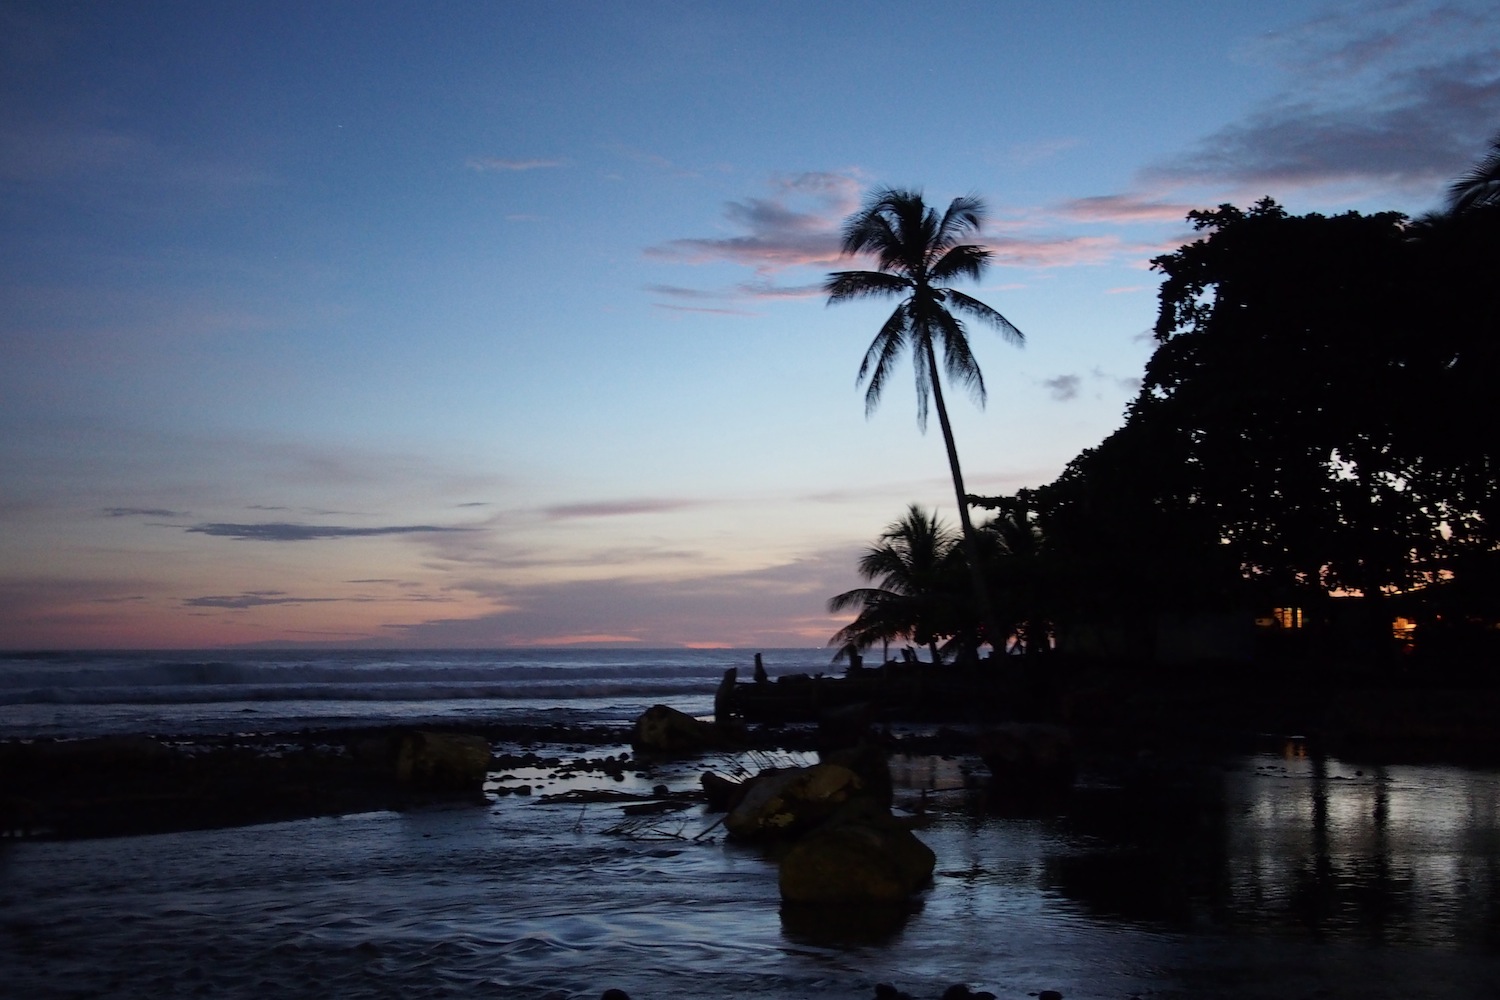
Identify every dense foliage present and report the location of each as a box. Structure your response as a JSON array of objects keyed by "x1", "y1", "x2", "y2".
[{"x1": 999, "y1": 194, "x2": 1500, "y2": 655}]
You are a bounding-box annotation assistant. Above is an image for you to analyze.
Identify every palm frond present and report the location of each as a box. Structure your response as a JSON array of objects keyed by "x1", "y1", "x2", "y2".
[
  {"x1": 946, "y1": 289, "x2": 1025, "y2": 345},
  {"x1": 932, "y1": 309, "x2": 987, "y2": 406},
  {"x1": 827, "y1": 586, "x2": 896, "y2": 613},
  {"x1": 858, "y1": 303, "x2": 912, "y2": 416},
  {"x1": 929, "y1": 243, "x2": 991, "y2": 285},
  {"x1": 909, "y1": 324, "x2": 934, "y2": 429},
  {"x1": 933, "y1": 195, "x2": 985, "y2": 250},
  {"x1": 840, "y1": 188, "x2": 909, "y2": 263},
  {"x1": 1448, "y1": 131, "x2": 1500, "y2": 214},
  {"x1": 824, "y1": 270, "x2": 912, "y2": 302}
]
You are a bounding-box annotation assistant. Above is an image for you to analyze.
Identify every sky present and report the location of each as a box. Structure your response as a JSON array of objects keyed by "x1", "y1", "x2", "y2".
[{"x1": 2, "y1": 0, "x2": 1497, "y2": 650}]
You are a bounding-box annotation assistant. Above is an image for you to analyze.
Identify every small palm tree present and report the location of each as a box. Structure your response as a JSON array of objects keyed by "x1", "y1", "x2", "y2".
[
  {"x1": 826, "y1": 188, "x2": 1024, "y2": 657},
  {"x1": 828, "y1": 504, "x2": 964, "y2": 663}
]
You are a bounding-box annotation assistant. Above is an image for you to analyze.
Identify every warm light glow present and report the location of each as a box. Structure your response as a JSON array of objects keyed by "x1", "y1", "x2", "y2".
[{"x1": 1271, "y1": 607, "x2": 1304, "y2": 629}]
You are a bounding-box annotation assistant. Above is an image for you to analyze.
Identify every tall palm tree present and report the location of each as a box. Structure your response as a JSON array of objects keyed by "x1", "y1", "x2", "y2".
[
  {"x1": 825, "y1": 187, "x2": 1024, "y2": 658},
  {"x1": 828, "y1": 504, "x2": 965, "y2": 663}
]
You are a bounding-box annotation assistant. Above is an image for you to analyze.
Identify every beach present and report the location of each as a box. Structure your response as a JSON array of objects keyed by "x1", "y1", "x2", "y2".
[{"x1": 4, "y1": 650, "x2": 1500, "y2": 999}]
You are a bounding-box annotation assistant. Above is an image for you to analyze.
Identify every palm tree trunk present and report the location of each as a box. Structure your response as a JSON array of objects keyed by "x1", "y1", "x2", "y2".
[{"x1": 924, "y1": 339, "x2": 1003, "y2": 660}]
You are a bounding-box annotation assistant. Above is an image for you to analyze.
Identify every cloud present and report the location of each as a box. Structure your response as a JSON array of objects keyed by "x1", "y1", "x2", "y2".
[
  {"x1": 184, "y1": 585, "x2": 459, "y2": 610},
  {"x1": 541, "y1": 498, "x2": 704, "y2": 520},
  {"x1": 103, "y1": 507, "x2": 185, "y2": 518},
  {"x1": 653, "y1": 303, "x2": 760, "y2": 316},
  {"x1": 183, "y1": 591, "x2": 351, "y2": 609},
  {"x1": 645, "y1": 284, "x2": 725, "y2": 301},
  {"x1": 379, "y1": 547, "x2": 859, "y2": 648},
  {"x1": 0, "y1": 576, "x2": 151, "y2": 615},
  {"x1": 734, "y1": 279, "x2": 826, "y2": 300},
  {"x1": 646, "y1": 280, "x2": 823, "y2": 308},
  {"x1": 644, "y1": 171, "x2": 861, "y2": 275},
  {"x1": 1147, "y1": 4, "x2": 1500, "y2": 199},
  {"x1": 986, "y1": 234, "x2": 1129, "y2": 268},
  {"x1": 647, "y1": 170, "x2": 1140, "y2": 309},
  {"x1": 1042, "y1": 375, "x2": 1081, "y2": 402},
  {"x1": 185, "y1": 522, "x2": 471, "y2": 542},
  {"x1": 1005, "y1": 137, "x2": 1083, "y2": 167},
  {"x1": 465, "y1": 156, "x2": 565, "y2": 172},
  {"x1": 1055, "y1": 194, "x2": 1200, "y2": 225}
]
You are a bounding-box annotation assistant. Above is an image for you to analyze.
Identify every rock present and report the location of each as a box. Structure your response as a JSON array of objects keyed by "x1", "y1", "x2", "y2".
[
  {"x1": 778, "y1": 815, "x2": 935, "y2": 904},
  {"x1": 713, "y1": 666, "x2": 738, "y2": 722},
  {"x1": 630, "y1": 704, "x2": 733, "y2": 754},
  {"x1": 393, "y1": 731, "x2": 490, "y2": 792},
  {"x1": 1039, "y1": 991, "x2": 1063, "y2": 1000},
  {"x1": 976, "y1": 723, "x2": 1075, "y2": 799},
  {"x1": 941, "y1": 987, "x2": 996, "y2": 1000},
  {"x1": 819, "y1": 743, "x2": 893, "y2": 811},
  {"x1": 724, "y1": 762, "x2": 876, "y2": 840}
]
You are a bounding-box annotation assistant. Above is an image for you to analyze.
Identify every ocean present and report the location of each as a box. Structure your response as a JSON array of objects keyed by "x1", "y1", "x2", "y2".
[
  {"x1": 0, "y1": 647, "x2": 827, "y2": 741},
  {"x1": 3, "y1": 649, "x2": 1500, "y2": 999}
]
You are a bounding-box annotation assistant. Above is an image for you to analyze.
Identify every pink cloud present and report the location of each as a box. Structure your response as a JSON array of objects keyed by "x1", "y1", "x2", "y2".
[
  {"x1": 644, "y1": 171, "x2": 861, "y2": 275},
  {"x1": 1055, "y1": 194, "x2": 1199, "y2": 224},
  {"x1": 986, "y1": 233, "x2": 1128, "y2": 268}
]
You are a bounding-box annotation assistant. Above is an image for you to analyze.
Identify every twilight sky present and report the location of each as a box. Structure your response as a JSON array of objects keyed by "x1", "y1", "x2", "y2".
[{"x1": 2, "y1": 0, "x2": 1497, "y2": 650}]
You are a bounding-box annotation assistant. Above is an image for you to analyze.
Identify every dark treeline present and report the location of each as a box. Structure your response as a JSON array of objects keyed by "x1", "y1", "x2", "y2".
[{"x1": 832, "y1": 134, "x2": 1500, "y2": 674}]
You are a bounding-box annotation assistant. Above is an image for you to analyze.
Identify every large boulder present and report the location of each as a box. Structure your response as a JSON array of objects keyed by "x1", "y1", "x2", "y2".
[
  {"x1": 630, "y1": 704, "x2": 733, "y2": 754},
  {"x1": 724, "y1": 762, "x2": 875, "y2": 840},
  {"x1": 700, "y1": 770, "x2": 744, "y2": 812},
  {"x1": 778, "y1": 816, "x2": 935, "y2": 904},
  {"x1": 393, "y1": 731, "x2": 491, "y2": 792}
]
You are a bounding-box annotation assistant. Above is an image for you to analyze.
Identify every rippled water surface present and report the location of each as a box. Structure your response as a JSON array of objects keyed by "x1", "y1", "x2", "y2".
[{"x1": 4, "y1": 747, "x2": 1500, "y2": 999}]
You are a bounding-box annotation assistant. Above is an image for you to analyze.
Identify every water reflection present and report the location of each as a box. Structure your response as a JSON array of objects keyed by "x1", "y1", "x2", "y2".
[
  {"x1": 1043, "y1": 748, "x2": 1500, "y2": 950},
  {"x1": 779, "y1": 900, "x2": 917, "y2": 946}
]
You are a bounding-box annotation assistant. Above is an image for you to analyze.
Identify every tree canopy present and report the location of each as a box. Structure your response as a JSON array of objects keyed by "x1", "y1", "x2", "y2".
[{"x1": 974, "y1": 193, "x2": 1499, "y2": 653}]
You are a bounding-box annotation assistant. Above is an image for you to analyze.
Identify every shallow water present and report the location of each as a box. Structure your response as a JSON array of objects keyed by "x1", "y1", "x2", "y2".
[{"x1": 4, "y1": 747, "x2": 1500, "y2": 999}]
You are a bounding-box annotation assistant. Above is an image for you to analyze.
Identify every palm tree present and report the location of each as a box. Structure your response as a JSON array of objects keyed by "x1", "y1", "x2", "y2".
[
  {"x1": 976, "y1": 496, "x2": 1050, "y2": 656},
  {"x1": 825, "y1": 187, "x2": 1024, "y2": 658},
  {"x1": 1448, "y1": 129, "x2": 1500, "y2": 214},
  {"x1": 828, "y1": 504, "x2": 965, "y2": 663}
]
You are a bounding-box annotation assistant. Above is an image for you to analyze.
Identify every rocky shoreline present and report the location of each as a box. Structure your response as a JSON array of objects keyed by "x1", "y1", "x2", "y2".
[
  {"x1": 0, "y1": 721, "x2": 629, "y2": 841},
  {"x1": 6, "y1": 664, "x2": 1499, "y2": 843}
]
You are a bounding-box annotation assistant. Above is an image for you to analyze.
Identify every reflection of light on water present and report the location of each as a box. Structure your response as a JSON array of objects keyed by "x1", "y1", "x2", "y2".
[
  {"x1": 889, "y1": 753, "x2": 971, "y2": 793},
  {"x1": 1227, "y1": 753, "x2": 1500, "y2": 946}
]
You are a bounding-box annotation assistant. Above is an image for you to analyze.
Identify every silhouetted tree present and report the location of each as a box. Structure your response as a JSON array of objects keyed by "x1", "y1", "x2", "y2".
[
  {"x1": 826, "y1": 188, "x2": 1024, "y2": 655},
  {"x1": 972, "y1": 494, "x2": 1053, "y2": 655},
  {"x1": 828, "y1": 504, "x2": 966, "y2": 663},
  {"x1": 979, "y1": 416, "x2": 1245, "y2": 660},
  {"x1": 1144, "y1": 199, "x2": 1442, "y2": 608}
]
